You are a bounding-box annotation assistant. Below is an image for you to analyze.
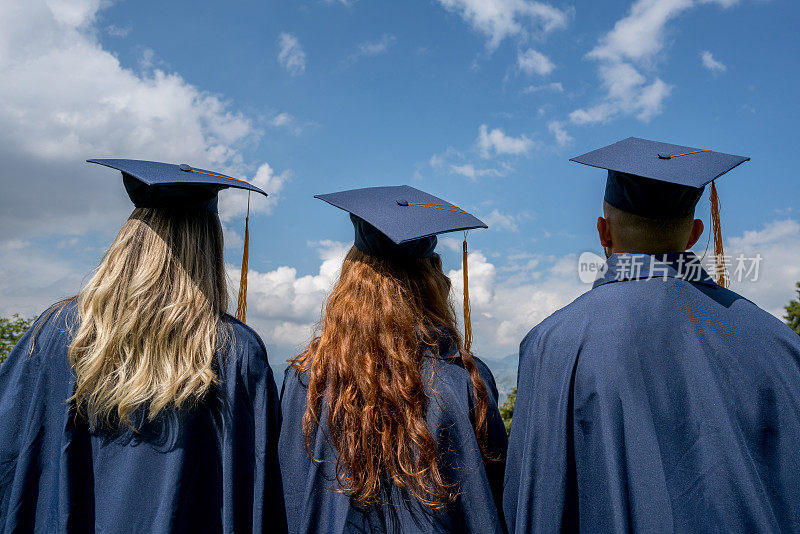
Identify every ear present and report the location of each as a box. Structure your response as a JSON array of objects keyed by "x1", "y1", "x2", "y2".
[
  {"x1": 686, "y1": 219, "x2": 704, "y2": 249},
  {"x1": 597, "y1": 216, "x2": 613, "y2": 248}
]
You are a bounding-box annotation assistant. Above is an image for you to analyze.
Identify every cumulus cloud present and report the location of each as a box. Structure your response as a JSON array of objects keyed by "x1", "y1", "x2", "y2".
[
  {"x1": 482, "y1": 209, "x2": 521, "y2": 232},
  {"x1": 270, "y1": 111, "x2": 305, "y2": 135},
  {"x1": 569, "y1": 0, "x2": 739, "y2": 124},
  {"x1": 448, "y1": 250, "x2": 587, "y2": 355},
  {"x1": 517, "y1": 48, "x2": 555, "y2": 75},
  {"x1": 436, "y1": 0, "x2": 570, "y2": 51},
  {"x1": 700, "y1": 50, "x2": 726, "y2": 74},
  {"x1": 278, "y1": 33, "x2": 307, "y2": 76},
  {"x1": 477, "y1": 124, "x2": 534, "y2": 158},
  {"x1": 228, "y1": 240, "x2": 350, "y2": 351},
  {"x1": 727, "y1": 219, "x2": 800, "y2": 317},
  {"x1": 547, "y1": 120, "x2": 572, "y2": 146},
  {"x1": 0, "y1": 0, "x2": 279, "y2": 241},
  {"x1": 218, "y1": 162, "x2": 290, "y2": 221},
  {"x1": 0, "y1": 238, "x2": 88, "y2": 317}
]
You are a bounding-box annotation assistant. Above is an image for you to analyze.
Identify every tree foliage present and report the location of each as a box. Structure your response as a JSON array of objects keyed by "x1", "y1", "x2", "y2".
[
  {"x1": 785, "y1": 282, "x2": 800, "y2": 335},
  {"x1": 499, "y1": 387, "x2": 516, "y2": 435},
  {"x1": 0, "y1": 314, "x2": 35, "y2": 366}
]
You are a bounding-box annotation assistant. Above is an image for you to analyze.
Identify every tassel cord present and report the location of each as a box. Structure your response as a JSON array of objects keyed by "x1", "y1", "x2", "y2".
[{"x1": 236, "y1": 193, "x2": 251, "y2": 322}]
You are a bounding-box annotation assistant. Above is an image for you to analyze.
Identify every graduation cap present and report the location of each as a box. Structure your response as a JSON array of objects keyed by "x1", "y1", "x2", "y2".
[
  {"x1": 570, "y1": 137, "x2": 750, "y2": 286},
  {"x1": 316, "y1": 185, "x2": 487, "y2": 351},
  {"x1": 87, "y1": 158, "x2": 267, "y2": 322}
]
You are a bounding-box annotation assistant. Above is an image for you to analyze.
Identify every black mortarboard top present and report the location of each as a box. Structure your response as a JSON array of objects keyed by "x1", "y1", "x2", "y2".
[
  {"x1": 87, "y1": 159, "x2": 267, "y2": 211},
  {"x1": 315, "y1": 185, "x2": 487, "y2": 350},
  {"x1": 570, "y1": 137, "x2": 749, "y2": 218},
  {"x1": 88, "y1": 158, "x2": 268, "y2": 323}
]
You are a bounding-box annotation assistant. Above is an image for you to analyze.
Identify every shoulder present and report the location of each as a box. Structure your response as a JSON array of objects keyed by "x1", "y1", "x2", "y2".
[
  {"x1": 426, "y1": 340, "x2": 500, "y2": 404},
  {"x1": 218, "y1": 315, "x2": 280, "y2": 384},
  {"x1": 220, "y1": 314, "x2": 269, "y2": 361},
  {"x1": 520, "y1": 289, "x2": 595, "y2": 354},
  {"x1": 0, "y1": 299, "x2": 76, "y2": 379}
]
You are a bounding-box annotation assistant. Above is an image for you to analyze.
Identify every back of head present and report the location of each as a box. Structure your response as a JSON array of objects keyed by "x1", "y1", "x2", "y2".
[
  {"x1": 69, "y1": 207, "x2": 228, "y2": 429},
  {"x1": 292, "y1": 246, "x2": 491, "y2": 509},
  {"x1": 603, "y1": 201, "x2": 696, "y2": 254}
]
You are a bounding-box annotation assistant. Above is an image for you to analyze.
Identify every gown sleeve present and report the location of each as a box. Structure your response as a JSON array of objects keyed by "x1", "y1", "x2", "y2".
[
  {"x1": 0, "y1": 306, "x2": 78, "y2": 533},
  {"x1": 503, "y1": 326, "x2": 579, "y2": 534},
  {"x1": 222, "y1": 321, "x2": 286, "y2": 533}
]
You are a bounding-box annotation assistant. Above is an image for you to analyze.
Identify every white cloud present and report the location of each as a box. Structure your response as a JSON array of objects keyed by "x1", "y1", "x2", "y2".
[
  {"x1": 450, "y1": 163, "x2": 506, "y2": 180},
  {"x1": 700, "y1": 50, "x2": 727, "y2": 74},
  {"x1": 727, "y1": 219, "x2": 800, "y2": 317},
  {"x1": 344, "y1": 34, "x2": 397, "y2": 65},
  {"x1": 0, "y1": 0, "x2": 277, "y2": 241},
  {"x1": 277, "y1": 32, "x2": 306, "y2": 76},
  {"x1": 569, "y1": 0, "x2": 706, "y2": 124},
  {"x1": 429, "y1": 146, "x2": 510, "y2": 180},
  {"x1": 357, "y1": 34, "x2": 396, "y2": 57},
  {"x1": 482, "y1": 209, "x2": 520, "y2": 232},
  {"x1": 229, "y1": 240, "x2": 350, "y2": 350},
  {"x1": 547, "y1": 120, "x2": 572, "y2": 146},
  {"x1": 587, "y1": 0, "x2": 693, "y2": 64},
  {"x1": 436, "y1": 0, "x2": 570, "y2": 51},
  {"x1": 0, "y1": 238, "x2": 87, "y2": 318},
  {"x1": 521, "y1": 81, "x2": 563, "y2": 93},
  {"x1": 105, "y1": 24, "x2": 131, "y2": 37},
  {"x1": 517, "y1": 48, "x2": 555, "y2": 75},
  {"x1": 477, "y1": 124, "x2": 534, "y2": 157},
  {"x1": 218, "y1": 162, "x2": 289, "y2": 221},
  {"x1": 270, "y1": 111, "x2": 305, "y2": 135},
  {"x1": 448, "y1": 250, "x2": 587, "y2": 355}
]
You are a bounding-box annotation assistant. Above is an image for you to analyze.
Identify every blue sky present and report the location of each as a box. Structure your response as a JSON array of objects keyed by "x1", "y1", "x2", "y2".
[{"x1": 1, "y1": 0, "x2": 798, "y2": 366}]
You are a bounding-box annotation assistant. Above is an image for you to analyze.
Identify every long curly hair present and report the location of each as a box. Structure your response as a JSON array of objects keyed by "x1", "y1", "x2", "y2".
[
  {"x1": 291, "y1": 246, "x2": 491, "y2": 509},
  {"x1": 68, "y1": 207, "x2": 228, "y2": 429}
]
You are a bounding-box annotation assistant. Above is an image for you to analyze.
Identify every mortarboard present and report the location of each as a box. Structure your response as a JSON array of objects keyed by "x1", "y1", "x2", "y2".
[
  {"x1": 315, "y1": 185, "x2": 487, "y2": 350},
  {"x1": 87, "y1": 158, "x2": 267, "y2": 322},
  {"x1": 570, "y1": 137, "x2": 750, "y2": 286}
]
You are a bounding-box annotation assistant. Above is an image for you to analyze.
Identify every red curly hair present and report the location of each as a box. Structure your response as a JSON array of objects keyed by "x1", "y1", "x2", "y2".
[{"x1": 291, "y1": 246, "x2": 492, "y2": 508}]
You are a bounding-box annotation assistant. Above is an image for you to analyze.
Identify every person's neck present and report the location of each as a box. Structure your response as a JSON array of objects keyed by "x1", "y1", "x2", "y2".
[{"x1": 610, "y1": 246, "x2": 688, "y2": 255}]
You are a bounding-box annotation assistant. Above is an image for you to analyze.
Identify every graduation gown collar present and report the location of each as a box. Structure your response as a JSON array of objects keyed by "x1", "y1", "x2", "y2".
[{"x1": 593, "y1": 251, "x2": 718, "y2": 289}]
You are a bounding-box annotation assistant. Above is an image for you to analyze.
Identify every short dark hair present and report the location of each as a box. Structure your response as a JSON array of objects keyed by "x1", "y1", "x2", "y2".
[{"x1": 603, "y1": 201, "x2": 696, "y2": 252}]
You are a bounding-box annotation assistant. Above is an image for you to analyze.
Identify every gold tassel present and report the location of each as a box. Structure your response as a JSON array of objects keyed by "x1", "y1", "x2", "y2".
[
  {"x1": 709, "y1": 181, "x2": 728, "y2": 288},
  {"x1": 462, "y1": 234, "x2": 473, "y2": 353},
  {"x1": 236, "y1": 192, "x2": 250, "y2": 322}
]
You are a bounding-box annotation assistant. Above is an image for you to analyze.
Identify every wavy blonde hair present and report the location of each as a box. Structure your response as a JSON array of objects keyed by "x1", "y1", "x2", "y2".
[
  {"x1": 292, "y1": 247, "x2": 492, "y2": 509},
  {"x1": 68, "y1": 207, "x2": 228, "y2": 428}
]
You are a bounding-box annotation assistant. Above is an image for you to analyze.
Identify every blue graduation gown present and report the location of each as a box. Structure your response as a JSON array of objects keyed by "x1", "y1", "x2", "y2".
[
  {"x1": 504, "y1": 252, "x2": 800, "y2": 533},
  {"x1": 279, "y1": 335, "x2": 508, "y2": 533},
  {"x1": 0, "y1": 300, "x2": 286, "y2": 534}
]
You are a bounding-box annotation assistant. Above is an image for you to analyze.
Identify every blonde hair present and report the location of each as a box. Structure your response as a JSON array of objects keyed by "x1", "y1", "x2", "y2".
[{"x1": 68, "y1": 207, "x2": 228, "y2": 428}]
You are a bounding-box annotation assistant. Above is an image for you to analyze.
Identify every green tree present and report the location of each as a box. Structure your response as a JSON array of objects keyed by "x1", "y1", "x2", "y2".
[
  {"x1": 0, "y1": 314, "x2": 35, "y2": 366},
  {"x1": 785, "y1": 282, "x2": 800, "y2": 335},
  {"x1": 499, "y1": 387, "x2": 516, "y2": 435}
]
